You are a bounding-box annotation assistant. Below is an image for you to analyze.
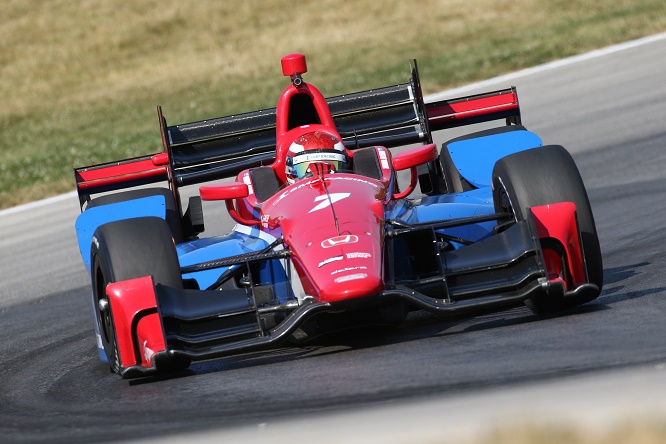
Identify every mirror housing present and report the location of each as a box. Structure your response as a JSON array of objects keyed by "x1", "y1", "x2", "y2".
[
  {"x1": 392, "y1": 143, "x2": 438, "y2": 171},
  {"x1": 200, "y1": 182, "x2": 249, "y2": 201},
  {"x1": 200, "y1": 182, "x2": 259, "y2": 226}
]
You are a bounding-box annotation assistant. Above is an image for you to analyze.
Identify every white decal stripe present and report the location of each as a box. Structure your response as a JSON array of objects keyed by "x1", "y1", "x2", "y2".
[
  {"x1": 318, "y1": 256, "x2": 343, "y2": 268},
  {"x1": 233, "y1": 224, "x2": 280, "y2": 247},
  {"x1": 308, "y1": 192, "x2": 351, "y2": 213}
]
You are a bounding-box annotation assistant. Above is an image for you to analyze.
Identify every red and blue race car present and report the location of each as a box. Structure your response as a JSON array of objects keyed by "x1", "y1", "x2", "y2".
[{"x1": 74, "y1": 54, "x2": 602, "y2": 378}]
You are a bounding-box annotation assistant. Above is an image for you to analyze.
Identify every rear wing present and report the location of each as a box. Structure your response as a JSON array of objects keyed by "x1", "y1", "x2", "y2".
[{"x1": 74, "y1": 61, "x2": 520, "y2": 209}]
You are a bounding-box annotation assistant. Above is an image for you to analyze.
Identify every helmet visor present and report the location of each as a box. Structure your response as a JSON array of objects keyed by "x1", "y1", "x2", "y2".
[{"x1": 291, "y1": 150, "x2": 348, "y2": 179}]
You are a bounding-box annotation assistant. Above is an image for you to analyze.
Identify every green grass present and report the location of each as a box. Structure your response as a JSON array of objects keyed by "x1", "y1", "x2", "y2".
[{"x1": 1, "y1": 0, "x2": 665, "y2": 208}]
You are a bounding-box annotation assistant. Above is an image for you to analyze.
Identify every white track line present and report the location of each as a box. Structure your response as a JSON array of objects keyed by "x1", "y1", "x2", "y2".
[
  {"x1": 427, "y1": 31, "x2": 666, "y2": 101},
  {"x1": 3, "y1": 31, "x2": 666, "y2": 218},
  {"x1": 0, "y1": 190, "x2": 78, "y2": 217}
]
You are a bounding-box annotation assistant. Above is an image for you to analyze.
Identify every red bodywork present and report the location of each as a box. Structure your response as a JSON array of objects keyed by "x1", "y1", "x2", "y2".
[
  {"x1": 106, "y1": 276, "x2": 166, "y2": 370},
  {"x1": 262, "y1": 174, "x2": 388, "y2": 303},
  {"x1": 531, "y1": 202, "x2": 586, "y2": 289},
  {"x1": 426, "y1": 88, "x2": 520, "y2": 130},
  {"x1": 75, "y1": 155, "x2": 168, "y2": 192},
  {"x1": 273, "y1": 54, "x2": 342, "y2": 184}
]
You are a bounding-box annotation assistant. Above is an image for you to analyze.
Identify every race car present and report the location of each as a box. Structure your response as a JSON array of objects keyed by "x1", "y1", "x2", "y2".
[{"x1": 74, "y1": 53, "x2": 603, "y2": 378}]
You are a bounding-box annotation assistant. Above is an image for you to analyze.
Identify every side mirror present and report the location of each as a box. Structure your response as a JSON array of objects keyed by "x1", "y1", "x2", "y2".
[
  {"x1": 392, "y1": 143, "x2": 438, "y2": 171},
  {"x1": 200, "y1": 182, "x2": 249, "y2": 201},
  {"x1": 200, "y1": 182, "x2": 259, "y2": 226}
]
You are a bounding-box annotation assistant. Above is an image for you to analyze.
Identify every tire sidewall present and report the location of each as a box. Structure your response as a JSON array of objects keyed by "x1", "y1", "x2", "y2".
[{"x1": 91, "y1": 232, "x2": 122, "y2": 373}]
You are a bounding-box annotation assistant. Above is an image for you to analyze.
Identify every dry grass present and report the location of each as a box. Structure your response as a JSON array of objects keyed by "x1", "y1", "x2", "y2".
[
  {"x1": 1, "y1": 0, "x2": 665, "y2": 207},
  {"x1": 475, "y1": 420, "x2": 666, "y2": 444}
]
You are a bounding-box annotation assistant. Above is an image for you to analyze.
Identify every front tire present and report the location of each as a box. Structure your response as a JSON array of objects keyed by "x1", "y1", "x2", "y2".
[
  {"x1": 492, "y1": 145, "x2": 602, "y2": 313},
  {"x1": 91, "y1": 216, "x2": 185, "y2": 374}
]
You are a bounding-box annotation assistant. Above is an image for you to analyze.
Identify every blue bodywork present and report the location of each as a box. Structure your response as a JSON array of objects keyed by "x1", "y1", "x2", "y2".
[
  {"x1": 447, "y1": 129, "x2": 543, "y2": 188},
  {"x1": 389, "y1": 128, "x2": 543, "y2": 246},
  {"x1": 177, "y1": 228, "x2": 293, "y2": 303},
  {"x1": 75, "y1": 196, "x2": 167, "y2": 272},
  {"x1": 389, "y1": 188, "x2": 498, "y2": 247}
]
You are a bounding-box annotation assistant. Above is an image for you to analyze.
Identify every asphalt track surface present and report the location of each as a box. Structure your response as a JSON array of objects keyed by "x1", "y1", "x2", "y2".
[{"x1": 1, "y1": 34, "x2": 666, "y2": 443}]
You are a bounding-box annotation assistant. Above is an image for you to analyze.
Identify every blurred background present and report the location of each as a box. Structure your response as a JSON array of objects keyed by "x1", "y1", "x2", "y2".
[{"x1": 1, "y1": 0, "x2": 664, "y2": 209}]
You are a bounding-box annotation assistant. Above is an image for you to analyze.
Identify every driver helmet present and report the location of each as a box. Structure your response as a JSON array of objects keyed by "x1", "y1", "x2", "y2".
[{"x1": 285, "y1": 129, "x2": 348, "y2": 183}]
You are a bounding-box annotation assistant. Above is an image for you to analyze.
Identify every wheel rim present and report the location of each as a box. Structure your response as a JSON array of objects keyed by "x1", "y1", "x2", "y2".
[
  {"x1": 496, "y1": 184, "x2": 519, "y2": 225},
  {"x1": 93, "y1": 262, "x2": 113, "y2": 355}
]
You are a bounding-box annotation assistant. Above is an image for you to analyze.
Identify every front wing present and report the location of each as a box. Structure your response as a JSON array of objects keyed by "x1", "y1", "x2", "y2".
[{"x1": 107, "y1": 202, "x2": 598, "y2": 378}]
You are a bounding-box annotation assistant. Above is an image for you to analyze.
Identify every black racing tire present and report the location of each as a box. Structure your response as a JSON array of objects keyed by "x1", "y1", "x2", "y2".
[
  {"x1": 492, "y1": 145, "x2": 603, "y2": 313},
  {"x1": 87, "y1": 188, "x2": 183, "y2": 243},
  {"x1": 91, "y1": 216, "x2": 185, "y2": 374}
]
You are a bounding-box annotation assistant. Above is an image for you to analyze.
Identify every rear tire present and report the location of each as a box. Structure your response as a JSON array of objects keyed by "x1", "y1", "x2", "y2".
[
  {"x1": 91, "y1": 216, "x2": 186, "y2": 374},
  {"x1": 492, "y1": 145, "x2": 602, "y2": 313}
]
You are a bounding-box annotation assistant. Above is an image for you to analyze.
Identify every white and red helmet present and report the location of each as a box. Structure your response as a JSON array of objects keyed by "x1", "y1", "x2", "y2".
[{"x1": 285, "y1": 128, "x2": 348, "y2": 183}]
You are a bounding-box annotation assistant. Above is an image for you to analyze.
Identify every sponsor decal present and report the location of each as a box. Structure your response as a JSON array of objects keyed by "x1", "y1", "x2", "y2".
[
  {"x1": 309, "y1": 193, "x2": 351, "y2": 213},
  {"x1": 261, "y1": 214, "x2": 269, "y2": 228},
  {"x1": 334, "y1": 273, "x2": 367, "y2": 283},
  {"x1": 378, "y1": 149, "x2": 390, "y2": 169},
  {"x1": 346, "y1": 252, "x2": 371, "y2": 259},
  {"x1": 294, "y1": 152, "x2": 347, "y2": 164},
  {"x1": 273, "y1": 180, "x2": 311, "y2": 205},
  {"x1": 327, "y1": 176, "x2": 381, "y2": 188},
  {"x1": 242, "y1": 172, "x2": 254, "y2": 195},
  {"x1": 331, "y1": 266, "x2": 367, "y2": 275},
  {"x1": 318, "y1": 255, "x2": 343, "y2": 268},
  {"x1": 321, "y1": 234, "x2": 359, "y2": 248}
]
